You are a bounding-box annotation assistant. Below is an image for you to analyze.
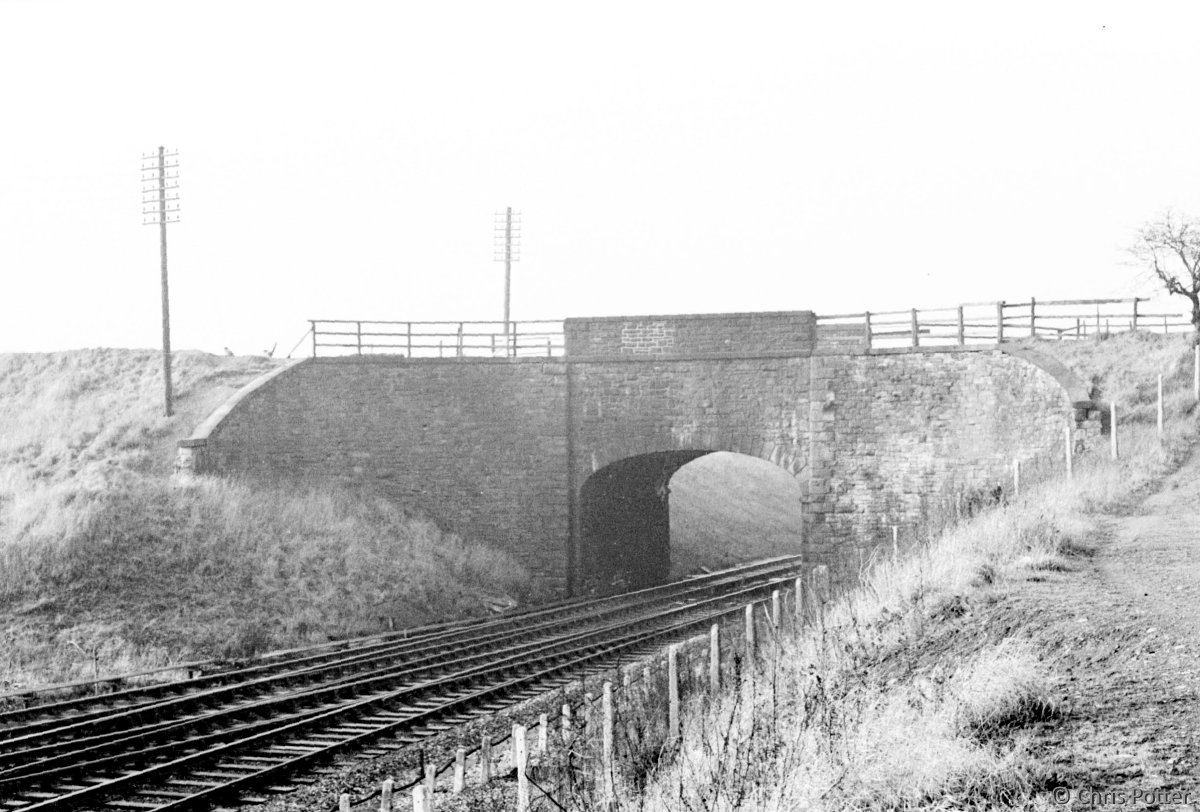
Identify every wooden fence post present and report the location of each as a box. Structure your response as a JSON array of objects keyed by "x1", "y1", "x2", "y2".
[
  {"x1": 1132, "y1": 298, "x2": 1139, "y2": 331},
  {"x1": 583, "y1": 692, "x2": 594, "y2": 737},
  {"x1": 356, "y1": 321, "x2": 362, "y2": 355},
  {"x1": 1013, "y1": 459, "x2": 1020, "y2": 499},
  {"x1": 406, "y1": 322, "x2": 412, "y2": 357},
  {"x1": 744, "y1": 603, "x2": 756, "y2": 660},
  {"x1": 480, "y1": 734, "x2": 492, "y2": 782},
  {"x1": 538, "y1": 714, "x2": 548, "y2": 754},
  {"x1": 381, "y1": 778, "x2": 394, "y2": 812},
  {"x1": 996, "y1": 301, "x2": 1005, "y2": 343},
  {"x1": 1111, "y1": 402, "x2": 1119, "y2": 460},
  {"x1": 340, "y1": 793, "x2": 351, "y2": 812},
  {"x1": 793, "y1": 575, "x2": 803, "y2": 628},
  {"x1": 957, "y1": 306, "x2": 965, "y2": 345},
  {"x1": 411, "y1": 786, "x2": 430, "y2": 812},
  {"x1": 453, "y1": 748, "x2": 465, "y2": 793},
  {"x1": 910, "y1": 308, "x2": 919, "y2": 347},
  {"x1": 514, "y1": 724, "x2": 529, "y2": 812},
  {"x1": 864, "y1": 311, "x2": 872, "y2": 350},
  {"x1": 560, "y1": 704, "x2": 572, "y2": 746},
  {"x1": 667, "y1": 644, "x2": 680, "y2": 741},
  {"x1": 891, "y1": 525, "x2": 899, "y2": 558},
  {"x1": 771, "y1": 589, "x2": 781, "y2": 629},
  {"x1": 1029, "y1": 297, "x2": 1036, "y2": 338},
  {"x1": 424, "y1": 764, "x2": 436, "y2": 804},
  {"x1": 310, "y1": 320, "x2": 319, "y2": 357},
  {"x1": 601, "y1": 681, "x2": 615, "y2": 805},
  {"x1": 1065, "y1": 424, "x2": 1073, "y2": 479},
  {"x1": 811, "y1": 565, "x2": 830, "y2": 630},
  {"x1": 709, "y1": 623, "x2": 720, "y2": 691}
]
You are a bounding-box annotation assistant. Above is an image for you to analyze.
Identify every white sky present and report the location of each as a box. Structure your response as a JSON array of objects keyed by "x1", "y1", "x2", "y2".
[{"x1": 2, "y1": 1, "x2": 1199, "y2": 354}]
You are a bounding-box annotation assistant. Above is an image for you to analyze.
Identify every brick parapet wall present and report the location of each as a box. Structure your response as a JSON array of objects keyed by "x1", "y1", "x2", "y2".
[{"x1": 565, "y1": 311, "x2": 816, "y2": 357}]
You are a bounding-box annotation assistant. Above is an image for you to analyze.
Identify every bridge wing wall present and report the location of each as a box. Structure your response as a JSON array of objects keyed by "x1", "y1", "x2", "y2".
[{"x1": 181, "y1": 357, "x2": 571, "y2": 588}]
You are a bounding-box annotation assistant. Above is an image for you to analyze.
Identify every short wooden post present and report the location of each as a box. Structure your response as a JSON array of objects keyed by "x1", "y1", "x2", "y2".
[
  {"x1": 583, "y1": 691, "x2": 594, "y2": 736},
  {"x1": 452, "y1": 748, "x2": 465, "y2": 793},
  {"x1": 1065, "y1": 424, "x2": 1073, "y2": 479},
  {"x1": 863, "y1": 311, "x2": 872, "y2": 350},
  {"x1": 957, "y1": 305, "x2": 965, "y2": 345},
  {"x1": 513, "y1": 724, "x2": 529, "y2": 812},
  {"x1": 381, "y1": 778, "x2": 395, "y2": 812},
  {"x1": 792, "y1": 576, "x2": 803, "y2": 627},
  {"x1": 356, "y1": 321, "x2": 362, "y2": 355},
  {"x1": 667, "y1": 644, "x2": 680, "y2": 740},
  {"x1": 771, "y1": 589, "x2": 781, "y2": 629},
  {"x1": 340, "y1": 794, "x2": 351, "y2": 812},
  {"x1": 1111, "y1": 402, "x2": 1119, "y2": 460},
  {"x1": 406, "y1": 322, "x2": 412, "y2": 356},
  {"x1": 424, "y1": 764, "x2": 435, "y2": 803},
  {"x1": 560, "y1": 703, "x2": 572, "y2": 746},
  {"x1": 456, "y1": 323, "x2": 464, "y2": 358},
  {"x1": 538, "y1": 714, "x2": 548, "y2": 753},
  {"x1": 1095, "y1": 306, "x2": 1100, "y2": 335},
  {"x1": 1029, "y1": 297, "x2": 1036, "y2": 338},
  {"x1": 1075, "y1": 317, "x2": 1081, "y2": 338},
  {"x1": 996, "y1": 300, "x2": 1005, "y2": 343},
  {"x1": 1013, "y1": 459, "x2": 1020, "y2": 499},
  {"x1": 1158, "y1": 374, "x2": 1164, "y2": 436},
  {"x1": 744, "y1": 603, "x2": 756, "y2": 660},
  {"x1": 480, "y1": 734, "x2": 492, "y2": 782},
  {"x1": 910, "y1": 308, "x2": 919, "y2": 347},
  {"x1": 708, "y1": 623, "x2": 720, "y2": 691},
  {"x1": 411, "y1": 786, "x2": 430, "y2": 812},
  {"x1": 1194, "y1": 346, "x2": 1199, "y2": 402},
  {"x1": 310, "y1": 320, "x2": 319, "y2": 357},
  {"x1": 601, "y1": 681, "x2": 615, "y2": 804},
  {"x1": 1132, "y1": 298, "x2": 1139, "y2": 331},
  {"x1": 642, "y1": 666, "x2": 651, "y2": 698}
]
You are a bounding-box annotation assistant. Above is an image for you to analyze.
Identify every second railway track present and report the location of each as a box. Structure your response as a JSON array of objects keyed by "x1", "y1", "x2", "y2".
[{"x1": 0, "y1": 556, "x2": 802, "y2": 812}]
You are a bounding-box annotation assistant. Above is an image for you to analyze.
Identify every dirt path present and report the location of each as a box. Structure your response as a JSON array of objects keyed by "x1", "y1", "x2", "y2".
[{"x1": 1016, "y1": 448, "x2": 1200, "y2": 809}]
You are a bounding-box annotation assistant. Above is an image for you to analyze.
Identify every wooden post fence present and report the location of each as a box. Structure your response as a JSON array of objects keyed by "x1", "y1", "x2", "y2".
[
  {"x1": 744, "y1": 603, "x2": 756, "y2": 660},
  {"x1": 381, "y1": 778, "x2": 394, "y2": 812},
  {"x1": 601, "y1": 681, "x2": 615, "y2": 805},
  {"x1": 480, "y1": 734, "x2": 492, "y2": 782},
  {"x1": 513, "y1": 724, "x2": 529, "y2": 812},
  {"x1": 1111, "y1": 403, "x2": 1119, "y2": 460},
  {"x1": 667, "y1": 644, "x2": 680, "y2": 741},
  {"x1": 709, "y1": 623, "x2": 720, "y2": 691}
]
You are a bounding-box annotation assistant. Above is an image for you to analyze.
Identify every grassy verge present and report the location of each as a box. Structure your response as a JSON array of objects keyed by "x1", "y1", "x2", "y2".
[
  {"x1": 0, "y1": 350, "x2": 538, "y2": 690},
  {"x1": 605, "y1": 332, "x2": 1198, "y2": 810}
]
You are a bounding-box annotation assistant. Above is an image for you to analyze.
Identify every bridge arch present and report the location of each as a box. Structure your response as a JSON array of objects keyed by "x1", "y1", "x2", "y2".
[{"x1": 577, "y1": 447, "x2": 805, "y2": 592}]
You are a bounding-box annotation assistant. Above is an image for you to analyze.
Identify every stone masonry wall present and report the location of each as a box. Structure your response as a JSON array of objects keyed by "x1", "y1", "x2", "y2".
[
  {"x1": 805, "y1": 350, "x2": 1096, "y2": 585},
  {"x1": 186, "y1": 358, "x2": 571, "y2": 588}
]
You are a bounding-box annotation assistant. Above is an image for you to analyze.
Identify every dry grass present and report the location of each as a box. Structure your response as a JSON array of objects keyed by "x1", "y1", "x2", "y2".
[{"x1": 0, "y1": 350, "x2": 537, "y2": 690}]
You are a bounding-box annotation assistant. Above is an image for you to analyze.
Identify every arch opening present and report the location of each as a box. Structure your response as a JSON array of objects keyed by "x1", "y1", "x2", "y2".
[{"x1": 578, "y1": 450, "x2": 804, "y2": 593}]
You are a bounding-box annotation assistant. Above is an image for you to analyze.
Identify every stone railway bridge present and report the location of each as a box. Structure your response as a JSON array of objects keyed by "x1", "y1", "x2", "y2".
[{"x1": 178, "y1": 311, "x2": 1099, "y2": 595}]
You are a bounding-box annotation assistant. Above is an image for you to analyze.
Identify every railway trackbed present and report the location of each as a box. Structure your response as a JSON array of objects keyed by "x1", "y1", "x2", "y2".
[{"x1": 0, "y1": 556, "x2": 801, "y2": 812}]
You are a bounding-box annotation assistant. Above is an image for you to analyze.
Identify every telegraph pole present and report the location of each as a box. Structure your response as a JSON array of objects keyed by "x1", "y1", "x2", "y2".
[
  {"x1": 141, "y1": 147, "x2": 180, "y2": 416},
  {"x1": 493, "y1": 207, "x2": 521, "y2": 352}
]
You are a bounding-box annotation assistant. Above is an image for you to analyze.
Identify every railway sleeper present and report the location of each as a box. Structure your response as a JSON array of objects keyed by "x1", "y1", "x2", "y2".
[{"x1": 106, "y1": 800, "x2": 164, "y2": 810}]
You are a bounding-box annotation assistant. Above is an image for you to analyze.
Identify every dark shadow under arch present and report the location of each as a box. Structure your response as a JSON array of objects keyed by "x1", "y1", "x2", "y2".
[{"x1": 579, "y1": 450, "x2": 712, "y2": 592}]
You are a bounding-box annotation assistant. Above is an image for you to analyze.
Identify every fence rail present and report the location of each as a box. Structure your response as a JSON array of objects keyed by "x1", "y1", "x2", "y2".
[
  {"x1": 309, "y1": 320, "x2": 565, "y2": 359},
  {"x1": 816, "y1": 297, "x2": 1192, "y2": 351},
  {"x1": 310, "y1": 298, "x2": 1193, "y2": 359}
]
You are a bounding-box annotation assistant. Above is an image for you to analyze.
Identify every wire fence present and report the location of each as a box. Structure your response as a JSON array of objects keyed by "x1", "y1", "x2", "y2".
[{"x1": 309, "y1": 320, "x2": 565, "y2": 359}]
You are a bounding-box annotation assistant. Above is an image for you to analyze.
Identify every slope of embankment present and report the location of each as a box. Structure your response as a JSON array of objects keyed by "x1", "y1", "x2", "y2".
[
  {"x1": 0, "y1": 350, "x2": 536, "y2": 691},
  {"x1": 603, "y1": 332, "x2": 1200, "y2": 810}
]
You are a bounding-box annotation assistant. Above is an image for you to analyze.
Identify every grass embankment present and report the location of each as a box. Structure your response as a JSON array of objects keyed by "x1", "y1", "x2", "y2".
[
  {"x1": 0, "y1": 350, "x2": 535, "y2": 691},
  {"x1": 609, "y1": 332, "x2": 1197, "y2": 811}
]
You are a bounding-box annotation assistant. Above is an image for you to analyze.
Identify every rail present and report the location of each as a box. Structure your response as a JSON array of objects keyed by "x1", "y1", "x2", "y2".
[
  {"x1": 309, "y1": 320, "x2": 565, "y2": 359},
  {"x1": 816, "y1": 297, "x2": 1192, "y2": 351}
]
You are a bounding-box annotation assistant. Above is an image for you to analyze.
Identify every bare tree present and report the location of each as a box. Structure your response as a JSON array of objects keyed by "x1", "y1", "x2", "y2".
[{"x1": 1132, "y1": 211, "x2": 1200, "y2": 337}]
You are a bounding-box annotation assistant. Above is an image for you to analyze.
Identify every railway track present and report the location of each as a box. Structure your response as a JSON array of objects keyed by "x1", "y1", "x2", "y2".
[{"x1": 0, "y1": 556, "x2": 801, "y2": 812}]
